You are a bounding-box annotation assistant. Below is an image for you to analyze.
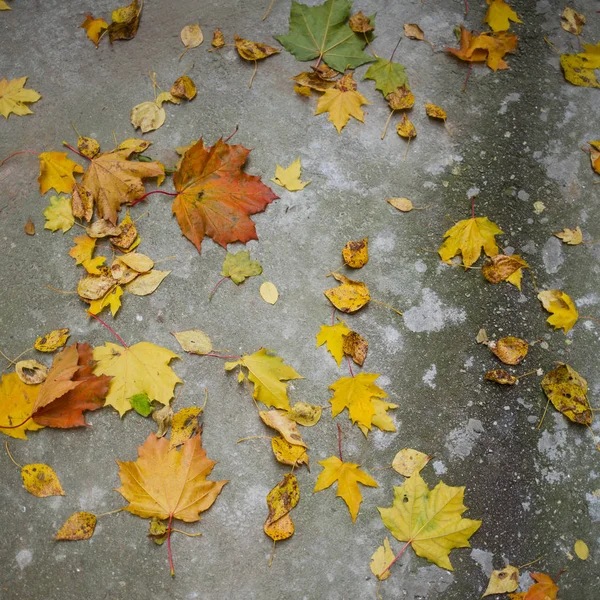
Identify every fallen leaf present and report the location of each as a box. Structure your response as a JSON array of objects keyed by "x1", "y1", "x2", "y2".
[
  {"x1": 0, "y1": 76, "x2": 41, "y2": 119},
  {"x1": 234, "y1": 34, "x2": 279, "y2": 61},
  {"x1": 129, "y1": 392, "x2": 153, "y2": 416},
  {"x1": 446, "y1": 25, "x2": 518, "y2": 71},
  {"x1": 439, "y1": 216, "x2": 503, "y2": 268},
  {"x1": 489, "y1": 336, "x2": 528, "y2": 365},
  {"x1": 126, "y1": 270, "x2": 170, "y2": 296},
  {"x1": 86, "y1": 219, "x2": 122, "y2": 238},
  {"x1": 364, "y1": 58, "x2": 409, "y2": 98},
  {"x1": 116, "y1": 138, "x2": 152, "y2": 153},
  {"x1": 34, "y1": 328, "x2": 70, "y2": 352},
  {"x1": 221, "y1": 250, "x2": 262, "y2": 284},
  {"x1": 260, "y1": 281, "x2": 279, "y2": 305},
  {"x1": 425, "y1": 103, "x2": 447, "y2": 120},
  {"x1": 171, "y1": 330, "x2": 213, "y2": 355},
  {"x1": 315, "y1": 73, "x2": 370, "y2": 134},
  {"x1": 77, "y1": 274, "x2": 116, "y2": 301},
  {"x1": 77, "y1": 136, "x2": 100, "y2": 159},
  {"x1": 316, "y1": 321, "x2": 352, "y2": 366},
  {"x1": 38, "y1": 152, "x2": 84, "y2": 195},
  {"x1": 170, "y1": 407, "x2": 202, "y2": 449},
  {"x1": 342, "y1": 238, "x2": 368, "y2": 268},
  {"x1": 482, "y1": 254, "x2": 529, "y2": 287},
  {"x1": 379, "y1": 472, "x2": 481, "y2": 570},
  {"x1": 0, "y1": 373, "x2": 44, "y2": 439},
  {"x1": 287, "y1": 402, "x2": 322, "y2": 426},
  {"x1": 171, "y1": 76, "x2": 196, "y2": 100},
  {"x1": 404, "y1": 24, "x2": 424, "y2": 40},
  {"x1": 93, "y1": 341, "x2": 182, "y2": 416},
  {"x1": 24, "y1": 218, "x2": 35, "y2": 235},
  {"x1": 88, "y1": 286, "x2": 123, "y2": 316},
  {"x1": 43, "y1": 195, "x2": 74, "y2": 233},
  {"x1": 180, "y1": 24, "x2": 203, "y2": 51},
  {"x1": 260, "y1": 409, "x2": 307, "y2": 447},
  {"x1": 533, "y1": 200, "x2": 545, "y2": 214},
  {"x1": 118, "y1": 252, "x2": 153, "y2": 272},
  {"x1": 271, "y1": 436, "x2": 309, "y2": 468},
  {"x1": 21, "y1": 463, "x2": 65, "y2": 497},
  {"x1": 130, "y1": 100, "x2": 166, "y2": 133},
  {"x1": 225, "y1": 348, "x2": 302, "y2": 411},
  {"x1": 560, "y1": 43, "x2": 600, "y2": 88},
  {"x1": 359, "y1": 398, "x2": 398, "y2": 437},
  {"x1": 349, "y1": 11, "x2": 374, "y2": 33},
  {"x1": 172, "y1": 138, "x2": 278, "y2": 252},
  {"x1": 80, "y1": 15, "x2": 108, "y2": 47},
  {"x1": 329, "y1": 372, "x2": 391, "y2": 432},
  {"x1": 370, "y1": 537, "x2": 394, "y2": 580},
  {"x1": 561, "y1": 7, "x2": 585, "y2": 35},
  {"x1": 324, "y1": 272, "x2": 370, "y2": 313},
  {"x1": 554, "y1": 226, "x2": 583, "y2": 245},
  {"x1": 391, "y1": 448, "x2": 431, "y2": 477},
  {"x1": 211, "y1": 29, "x2": 225, "y2": 48},
  {"x1": 396, "y1": 113, "x2": 416, "y2": 138},
  {"x1": 387, "y1": 197, "x2": 414, "y2": 212},
  {"x1": 152, "y1": 404, "x2": 173, "y2": 438},
  {"x1": 537, "y1": 289, "x2": 578, "y2": 333},
  {"x1": 111, "y1": 212, "x2": 139, "y2": 251},
  {"x1": 542, "y1": 363, "x2": 591, "y2": 425},
  {"x1": 81, "y1": 147, "x2": 164, "y2": 224},
  {"x1": 71, "y1": 183, "x2": 94, "y2": 221},
  {"x1": 0, "y1": 1, "x2": 10, "y2": 9},
  {"x1": 484, "y1": 0, "x2": 522, "y2": 32},
  {"x1": 271, "y1": 158, "x2": 310, "y2": 191},
  {"x1": 386, "y1": 85, "x2": 415, "y2": 110},
  {"x1": 55, "y1": 511, "x2": 97, "y2": 541},
  {"x1": 110, "y1": 260, "x2": 138, "y2": 284},
  {"x1": 589, "y1": 140, "x2": 600, "y2": 174},
  {"x1": 108, "y1": 0, "x2": 142, "y2": 42},
  {"x1": 342, "y1": 331, "x2": 368, "y2": 366},
  {"x1": 574, "y1": 539, "x2": 589, "y2": 560},
  {"x1": 264, "y1": 473, "x2": 299, "y2": 541},
  {"x1": 516, "y1": 573, "x2": 559, "y2": 600},
  {"x1": 15, "y1": 360, "x2": 48, "y2": 385},
  {"x1": 292, "y1": 71, "x2": 336, "y2": 92},
  {"x1": 483, "y1": 565, "x2": 520, "y2": 596},
  {"x1": 476, "y1": 328, "x2": 489, "y2": 344},
  {"x1": 276, "y1": 0, "x2": 374, "y2": 73},
  {"x1": 314, "y1": 456, "x2": 377, "y2": 522},
  {"x1": 485, "y1": 369, "x2": 517, "y2": 385}
]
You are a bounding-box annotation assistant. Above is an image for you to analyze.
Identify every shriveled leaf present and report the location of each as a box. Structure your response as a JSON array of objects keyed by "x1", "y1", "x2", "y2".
[
  {"x1": 125, "y1": 270, "x2": 170, "y2": 296},
  {"x1": 55, "y1": 511, "x2": 97, "y2": 541},
  {"x1": 71, "y1": 184, "x2": 94, "y2": 221},
  {"x1": 80, "y1": 15, "x2": 108, "y2": 47},
  {"x1": 152, "y1": 404, "x2": 173, "y2": 438},
  {"x1": 554, "y1": 226, "x2": 583, "y2": 245},
  {"x1": 315, "y1": 73, "x2": 369, "y2": 134},
  {"x1": 396, "y1": 113, "x2": 416, "y2": 138},
  {"x1": 342, "y1": 238, "x2": 368, "y2": 268},
  {"x1": 86, "y1": 219, "x2": 122, "y2": 238},
  {"x1": 271, "y1": 436, "x2": 309, "y2": 468},
  {"x1": 171, "y1": 76, "x2": 196, "y2": 100},
  {"x1": 211, "y1": 29, "x2": 225, "y2": 48},
  {"x1": 292, "y1": 71, "x2": 336, "y2": 91},
  {"x1": 35, "y1": 328, "x2": 70, "y2": 352},
  {"x1": 542, "y1": 363, "x2": 591, "y2": 425},
  {"x1": 314, "y1": 456, "x2": 377, "y2": 522},
  {"x1": 489, "y1": 336, "x2": 528, "y2": 365},
  {"x1": 15, "y1": 360, "x2": 48, "y2": 385},
  {"x1": 561, "y1": 7, "x2": 586, "y2": 35},
  {"x1": 260, "y1": 281, "x2": 279, "y2": 305},
  {"x1": 0, "y1": 76, "x2": 41, "y2": 119},
  {"x1": 316, "y1": 321, "x2": 351, "y2": 366},
  {"x1": 574, "y1": 539, "x2": 589, "y2": 560},
  {"x1": 271, "y1": 158, "x2": 310, "y2": 191},
  {"x1": 77, "y1": 274, "x2": 115, "y2": 301},
  {"x1": 130, "y1": 101, "x2": 166, "y2": 133},
  {"x1": 170, "y1": 407, "x2": 202, "y2": 449},
  {"x1": 221, "y1": 250, "x2": 262, "y2": 284},
  {"x1": 425, "y1": 103, "x2": 447, "y2": 120},
  {"x1": 446, "y1": 25, "x2": 518, "y2": 71},
  {"x1": 484, "y1": 0, "x2": 522, "y2": 32},
  {"x1": 324, "y1": 272, "x2": 370, "y2": 313},
  {"x1": 93, "y1": 341, "x2": 182, "y2": 416},
  {"x1": 485, "y1": 369, "x2": 517, "y2": 385},
  {"x1": 392, "y1": 448, "x2": 431, "y2": 477},
  {"x1": 108, "y1": 0, "x2": 142, "y2": 42},
  {"x1": 287, "y1": 402, "x2": 322, "y2": 426},
  {"x1": 483, "y1": 565, "x2": 519, "y2": 596},
  {"x1": 404, "y1": 23, "x2": 424, "y2": 40},
  {"x1": 387, "y1": 85, "x2": 415, "y2": 111},
  {"x1": 482, "y1": 254, "x2": 528, "y2": 284},
  {"x1": 0, "y1": 373, "x2": 44, "y2": 439},
  {"x1": 476, "y1": 329, "x2": 488, "y2": 344},
  {"x1": 342, "y1": 331, "x2": 368, "y2": 366},
  {"x1": 379, "y1": 472, "x2": 481, "y2": 570},
  {"x1": 171, "y1": 330, "x2": 212, "y2": 355},
  {"x1": 370, "y1": 537, "x2": 394, "y2": 580},
  {"x1": 234, "y1": 34, "x2": 280, "y2": 61},
  {"x1": 111, "y1": 212, "x2": 139, "y2": 251},
  {"x1": 260, "y1": 409, "x2": 307, "y2": 447},
  {"x1": 349, "y1": 11, "x2": 374, "y2": 33},
  {"x1": 537, "y1": 289, "x2": 578, "y2": 333},
  {"x1": 264, "y1": 473, "x2": 299, "y2": 541},
  {"x1": 180, "y1": 24, "x2": 203, "y2": 49},
  {"x1": 21, "y1": 463, "x2": 65, "y2": 497},
  {"x1": 225, "y1": 348, "x2": 302, "y2": 411}
]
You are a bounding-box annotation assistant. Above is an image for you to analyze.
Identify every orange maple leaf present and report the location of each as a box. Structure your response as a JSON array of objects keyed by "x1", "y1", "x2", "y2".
[
  {"x1": 172, "y1": 139, "x2": 278, "y2": 252},
  {"x1": 509, "y1": 572, "x2": 559, "y2": 600},
  {"x1": 446, "y1": 25, "x2": 518, "y2": 71}
]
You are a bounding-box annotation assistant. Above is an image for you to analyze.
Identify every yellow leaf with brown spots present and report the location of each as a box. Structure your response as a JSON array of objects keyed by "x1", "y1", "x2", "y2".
[
  {"x1": 21, "y1": 463, "x2": 65, "y2": 497},
  {"x1": 55, "y1": 511, "x2": 97, "y2": 541},
  {"x1": 271, "y1": 436, "x2": 309, "y2": 469},
  {"x1": 489, "y1": 336, "x2": 528, "y2": 365},
  {"x1": 342, "y1": 238, "x2": 368, "y2": 268},
  {"x1": 35, "y1": 328, "x2": 70, "y2": 353},
  {"x1": 542, "y1": 363, "x2": 591, "y2": 425},
  {"x1": 264, "y1": 473, "x2": 299, "y2": 541},
  {"x1": 324, "y1": 272, "x2": 370, "y2": 313}
]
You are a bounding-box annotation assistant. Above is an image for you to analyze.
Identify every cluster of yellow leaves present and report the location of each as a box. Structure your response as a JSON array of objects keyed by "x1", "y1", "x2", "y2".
[{"x1": 79, "y1": 0, "x2": 142, "y2": 47}]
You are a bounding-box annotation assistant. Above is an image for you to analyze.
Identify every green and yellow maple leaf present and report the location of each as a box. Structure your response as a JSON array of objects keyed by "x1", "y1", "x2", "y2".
[
  {"x1": 43, "y1": 195, "x2": 74, "y2": 233},
  {"x1": 537, "y1": 289, "x2": 578, "y2": 333},
  {"x1": 316, "y1": 321, "x2": 351, "y2": 366},
  {"x1": 221, "y1": 250, "x2": 262, "y2": 284},
  {"x1": 438, "y1": 216, "x2": 503, "y2": 268},
  {"x1": 484, "y1": 0, "x2": 522, "y2": 32},
  {"x1": 314, "y1": 456, "x2": 378, "y2": 521},
  {"x1": 379, "y1": 472, "x2": 481, "y2": 571},
  {"x1": 276, "y1": 0, "x2": 374, "y2": 73},
  {"x1": 225, "y1": 348, "x2": 302, "y2": 410},
  {"x1": 364, "y1": 58, "x2": 409, "y2": 97}
]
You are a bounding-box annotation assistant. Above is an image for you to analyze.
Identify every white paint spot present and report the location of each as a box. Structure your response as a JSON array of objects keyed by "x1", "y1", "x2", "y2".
[
  {"x1": 586, "y1": 490, "x2": 600, "y2": 522},
  {"x1": 576, "y1": 293, "x2": 599, "y2": 307},
  {"x1": 403, "y1": 289, "x2": 466, "y2": 333},
  {"x1": 446, "y1": 419, "x2": 484, "y2": 460},
  {"x1": 423, "y1": 364, "x2": 437, "y2": 389},
  {"x1": 371, "y1": 230, "x2": 396, "y2": 253},
  {"x1": 517, "y1": 189, "x2": 530, "y2": 201},
  {"x1": 471, "y1": 548, "x2": 494, "y2": 577},
  {"x1": 136, "y1": 314, "x2": 143, "y2": 322},
  {"x1": 432, "y1": 460, "x2": 447, "y2": 475},
  {"x1": 16, "y1": 549, "x2": 32, "y2": 570},
  {"x1": 467, "y1": 187, "x2": 480, "y2": 198},
  {"x1": 541, "y1": 236, "x2": 564, "y2": 274},
  {"x1": 415, "y1": 259, "x2": 427, "y2": 273},
  {"x1": 498, "y1": 93, "x2": 521, "y2": 115}
]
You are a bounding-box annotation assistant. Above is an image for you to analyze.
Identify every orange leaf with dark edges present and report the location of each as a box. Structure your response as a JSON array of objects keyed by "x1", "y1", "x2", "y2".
[{"x1": 446, "y1": 25, "x2": 518, "y2": 71}]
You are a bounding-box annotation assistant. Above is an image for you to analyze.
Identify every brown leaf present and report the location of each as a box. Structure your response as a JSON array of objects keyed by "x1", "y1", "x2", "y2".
[
  {"x1": 211, "y1": 29, "x2": 225, "y2": 48},
  {"x1": 489, "y1": 336, "x2": 528, "y2": 365},
  {"x1": 349, "y1": 11, "x2": 374, "y2": 33},
  {"x1": 387, "y1": 85, "x2": 415, "y2": 110},
  {"x1": 482, "y1": 254, "x2": 529, "y2": 283},
  {"x1": 342, "y1": 331, "x2": 368, "y2": 366},
  {"x1": 404, "y1": 23, "x2": 424, "y2": 40},
  {"x1": 108, "y1": 0, "x2": 142, "y2": 42},
  {"x1": 171, "y1": 76, "x2": 197, "y2": 100},
  {"x1": 24, "y1": 218, "x2": 35, "y2": 235},
  {"x1": 484, "y1": 369, "x2": 517, "y2": 385}
]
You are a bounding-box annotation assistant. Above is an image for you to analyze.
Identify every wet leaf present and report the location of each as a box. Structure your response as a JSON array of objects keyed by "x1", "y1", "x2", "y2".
[
  {"x1": 379, "y1": 472, "x2": 481, "y2": 570},
  {"x1": 324, "y1": 272, "x2": 370, "y2": 313},
  {"x1": 561, "y1": 7, "x2": 585, "y2": 35},
  {"x1": 264, "y1": 473, "x2": 299, "y2": 541},
  {"x1": 260, "y1": 409, "x2": 307, "y2": 447},
  {"x1": 314, "y1": 456, "x2": 377, "y2": 522},
  {"x1": 80, "y1": 15, "x2": 108, "y2": 47},
  {"x1": 287, "y1": 402, "x2": 322, "y2": 426},
  {"x1": 55, "y1": 511, "x2": 97, "y2": 541},
  {"x1": 171, "y1": 330, "x2": 212, "y2": 355},
  {"x1": 370, "y1": 537, "x2": 394, "y2": 580},
  {"x1": 446, "y1": 25, "x2": 518, "y2": 71},
  {"x1": 482, "y1": 254, "x2": 529, "y2": 286},
  {"x1": 221, "y1": 250, "x2": 262, "y2": 284},
  {"x1": 342, "y1": 238, "x2": 368, "y2": 268},
  {"x1": 15, "y1": 360, "x2": 48, "y2": 385},
  {"x1": 574, "y1": 539, "x2": 589, "y2": 560},
  {"x1": 342, "y1": 331, "x2": 368, "y2": 366},
  {"x1": 38, "y1": 152, "x2": 83, "y2": 195},
  {"x1": 484, "y1": 0, "x2": 522, "y2": 32},
  {"x1": 260, "y1": 281, "x2": 279, "y2": 305},
  {"x1": 489, "y1": 336, "x2": 528, "y2": 365},
  {"x1": 404, "y1": 24, "x2": 424, "y2": 40},
  {"x1": 170, "y1": 407, "x2": 202, "y2": 449},
  {"x1": 554, "y1": 226, "x2": 583, "y2": 245},
  {"x1": 537, "y1": 289, "x2": 578, "y2": 333},
  {"x1": 541, "y1": 363, "x2": 591, "y2": 425},
  {"x1": 108, "y1": 0, "x2": 142, "y2": 42},
  {"x1": 483, "y1": 565, "x2": 519, "y2": 596},
  {"x1": 391, "y1": 448, "x2": 431, "y2": 477},
  {"x1": 130, "y1": 101, "x2": 166, "y2": 133},
  {"x1": 271, "y1": 158, "x2": 310, "y2": 191},
  {"x1": 0, "y1": 373, "x2": 44, "y2": 440},
  {"x1": 396, "y1": 113, "x2": 416, "y2": 138},
  {"x1": 271, "y1": 436, "x2": 309, "y2": 468},
  {"x1": 21, "y1": 463, "x2": 65, "y2": 497},
  {"x1": 34, "y1": 328, "x2": 70, "y2": 353},
  {"x1": 0, "y1": 76, "x2": 41, "y2": 119},
  {"x1": 511, "y1": 573, "x2": 559, "y2": 600},
  {"x1": 485, "y1": 369, "x2": 517, "y2": 385},
  {"x1": 316, "y1": 321, "x2": 352, "y2": 366},
  {"x1": 365, "y1": 58, "x2": 409, "y2": 98}
]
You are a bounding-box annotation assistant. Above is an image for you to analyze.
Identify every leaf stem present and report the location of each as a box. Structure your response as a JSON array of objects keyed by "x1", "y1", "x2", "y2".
[
  {"x1": 223, "y1": 124, "x2": 239, "y2": 143},
  {"x1": 517, "y1": 555, "x2": 544, "y2": 569},
  {"x1": 208, "y1": 276, "x2": 229, "y2": 300},
  {"x1": 171, "y1": 529, "x2": 203, "y2": 537},
  {"x1": 204, "y1": 352, "x2": 241, "y2": 359},
  {"x1": 462, "y1": 63, "x2": 472, "y2": 93},
  {"x1": 370, "y1": 298, "x2": 403, "y2": 317},
  {"x1": 331, "y1": 307, "x2": 336, "y2": 326},
  {"x1": 471, "y1": 195, "x2": 476, "y2": 219},
  {"x1": 346, "y1": 355, "x2": 355, "y2": 378},
  {"x1": 581, "y1": 315, "x2": 600, "y2": 325},
  {"x1": 382, "y1": 540, "x2": 411, "y2": 575},
  {"x1": 337, "y1": 423, "x2": 343, "y2": 461},
  {"x1": 389, "y1": 36, "x2": 402, "y2": 62},
  {"x1": 237, "y1": 435, "x2": 272, "y2": 443},
  {"x1": 61, "y1": 141, "x2": 90, "y2": 161},
  {"x1": 262, "y1": 0, "x2": 276, "y2": 20},
  {"x1": 96, "y1": 507, "x2": 124, "y2": 518},
  {"x1": 129, "y1": 189, "x2": 178, "y2": 208},
  {"x1": 0, "y1": 415, "x2": 32, "y2": 430},
  {"x1": 381, "y1": 109, "x2": 395, "y2": 140},
  {"x1": 5, "y1": 441, "x2": 23, "y2": 469},
  {"x1": 88, "y1": 312, "x2": 129, "y2": 348},
  {"x1": 249, "y1": 60, "x2": 258, "y2": 88},
  {"x1": 167, "y1": 513, "x2": 175, "y2": 577},
  {"x1": 0, "y1": 150, "x2": 40, "y2": 168}
]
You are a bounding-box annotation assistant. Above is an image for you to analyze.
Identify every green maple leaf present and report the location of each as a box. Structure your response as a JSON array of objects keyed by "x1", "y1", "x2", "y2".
[
  {"x1": 276, "y1": 0, "x2": 375, "y2": 73},
  {"x1": 221, "y1": 250, "x2": 262, "y2": 284},
  {"x1": 364, "y1": 58, "x2": 409, "y2": 97}
]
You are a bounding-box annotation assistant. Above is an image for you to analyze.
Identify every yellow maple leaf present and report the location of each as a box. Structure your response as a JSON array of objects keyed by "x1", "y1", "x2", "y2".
[
  {"x1": 315, "y1": 73, "x2": 370, "y2": 134},
  {"x1": 329, "y1": 372, "x2": 392, "y2": 432},
  {"x1": 314, "y1": 456, "x2": 378, "y2": 522},
  {"x1": 88, "y1": 286, "x2": 124, "y2": 317},
  {"x1": 79, "y1": 14, "x2": 108, "y2": 47},
  {"x1": 484, "y1": 0, "x2": 522, "y2": 32},
  {"x1": 554, "y1": 226, "x2": 583, "y2": 245},
  {"x1": 0, "y1": 373, "x2": 45, "y2": 440},
  {"x1": 225, "y1": 348, "x2": 302, "y2": 411},
  {"x1": 38, "y1": 151, "x2": 84, "y2": 195},
  {"x1": 438, "y1": 216, "x2": 503, "y2": 268},
  {"x1": 358, "y1": 398, "x2": 398, "y2": 437},
  {"x1": 537, "y1": 290, "x2": 578, "y2": 333},
  {"x1": 93, "y1": 342, "x2": 182, "y2": 416},
  {"x1": 0, "y1": 76, "x2": 41, "y2": 119},
  {"x1": 271, "y1": 158, "x2": 310, "y2": 191},
  {"x1": 69, "y1": 234, "x2": 107, "y2": 274},
  {"x1": 43, "y1": 195, "x2": 74, "y2": 233},
  {"x1": 316, "y1": 321, "x2": 351, "y2": 366},
  {"x1": 379, "y1": 472, "x2": 481, "y2": 571}
]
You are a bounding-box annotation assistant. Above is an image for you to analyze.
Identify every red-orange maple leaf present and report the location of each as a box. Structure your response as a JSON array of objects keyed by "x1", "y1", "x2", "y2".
[
  {"x1": 32, "y1": 343, "x2": 110, "y2": 428},
  {"x1": 172, "y1": 139, "x2": 278, "y2": 252}
]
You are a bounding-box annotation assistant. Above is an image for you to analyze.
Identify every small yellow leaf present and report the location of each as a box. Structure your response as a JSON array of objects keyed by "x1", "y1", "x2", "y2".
[
  {"x1": 483, "y1": 565, "x2": 520, "y2": 596},
  {"x1": 234, "y1": 34, "x2": 280, "y2": 61},
  {"x1": 538, "y1": 289, "x2": 578, "y2": 333},
  {"x1": 342, "y1": 238, "x2": 368, "y2": 268},
  {"x1": 15, "y1": 360, "x2": 48, "y2": 385},
  {"x1": 169, "y1": 407, "x2": 202, "y2": 449},
  {"x1": 80, "y1": 15, "x2": 108, "y2": 47},
  {"x1": 38, "y1": 152, "x2": 83, "y2": 195},
  {"x1": 21, "y1": 463, "x2": 65, "y2": 497},
  {"x1": 560, "y1": 45, "x2": 600, "y2": 88},
  {"x1": 271, "y1": 436, "x2": 309, "y2": 468},
  {"x1": 260, "y1": 281, "x2": 279, "y2": 305},
  {"x1": 77, "y1": 136, "x2": 100, "y2": 159},
  {"x1": 342, "y1": 331, "x2": 368, "y2": 366},
  {"x1": 171, "y1": 76, "x2": 196, "y2": 101},
  {"x1": 125, "y1": 270, "x2": 170, "y2": 296},
  {"x1": 324, "y1": 272, "x2": 370, "y2": 313},
  {"x1": 404, "y1": 24, "x2": 424, "y2": 40},
  {"x1": 130, "y1": 101, "x2": 165, "y2": 133},
  {"x1": 43, "y1": 195, "x2": 74, "y2": 233},
  {"x1": 489, "y1": 336, "x2": 528, "y2": 365},
  {"x1": 264, "y1": 473, "x2": 299, "y2": 541},
  {"x1": 119, "y1": 252, "x2": 154, "y2": 272},
  {"x1": 554, "y1": 226, "x2": 583, "y2": 245},
  {"x1": 34, "y1": 328, "x2": 70, "y2": 352},
  {"x1": 484, "y1": 0, "x2": 522, "y2": 32},
  {"x1": 55, "y1": 511, "x2": 97, "y2": 541},
  {"x1": 359, "y1": 398, "x2": 398, "y2": 437},
  {"x1": 425, "y1": 103, "x2": 447, "y2": 120},
  {"x1": 271, "y1": 158, "x2": 310, "y2": 191},
  {"x1": 392, "y1": 448, "x2": 431, "y2": 477},
  {"x1": 287, "y1": 402, "x2": 322, "y2": 427},
  {"x1": 180, "y1": 24, "x2": 203, "y2": 49},
  {"x1": 485, "y1": 369, "x2": 517, "y2": 385},
  {"x1": 387, "y1": 197, "x2": 414, "y2": 212},
  {"x1": 561, "y1": 7, "x2": 585, "y2": 35},
  {"x1": 574, "y1": 539, "x2": 589, "y2": 560},
  {"x1": 316, "y1": 321, "x2": 352, "y2": 367},
  {"x1": 156, "y1": 91, "x2": 179, "y2": 108},
  {"x1": 386, "y1": 85, "x2": 414, "y2": 110},
  {"x1": 211, "y1": 29, "x2": 225, "y2": 49},
  {"x1": 260, "y1": 409, "x2": 307, "y2": 447},
  {"x1": 171, "y1": 330, "x2": 212, "y2": 355},
  {"x1": 221, "y1": 250, "x2": 262, "y2": 284},
  {"x1": 370, "y1": 537, "x2": 394, "y2": 580},
  {"x1": 294, "y1": 84, "x2": 312, "y2": 96},
  {"x1": 88, "y1": 286, "x2": 123, "y2": 317},
  {"x1": 541, "y1": 363, "x2": 591, "y2": 425},
  {"x1": 396, "y1": 113, "x2": 416, "y2": 138}
]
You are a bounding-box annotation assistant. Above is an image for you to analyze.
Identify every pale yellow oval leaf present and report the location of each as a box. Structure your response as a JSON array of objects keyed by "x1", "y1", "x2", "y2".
[
  {"x1": 171, "y1": 330, "x2": 212, "y2": 355},
  {"x1": 119, "y1": 252, "x2": 154, "y2": 272},
  {"x1": 574, "y1": 539, "x2": 589, "y2": 560},
  {"x1": 125, "y1": 270, "x2": 170, "y2": 296},
  {"x1": 392, "y1": 448, "x2": 431, "y2": 477},
  {"x1": 21, "y1": 463, "x2": 65, "y2": 497},
  {"x1": 387, "y1": 197, "x2": 413, "y2": 212},
  {"x1": 15, "y1": 360, "x2": 49, "y2": 385},
  {"x1": 260, "y1": 281, "x2": 279, "y2": 304},
  {"x1": 180, "y1": 24, "x2": 203, "y2": 49},
  {"x1": 130, "y1": 101, "x2": 165, "y2": 133},
  {"x1": 370, "y1": 537, "x2": 394, "y2": 580}
]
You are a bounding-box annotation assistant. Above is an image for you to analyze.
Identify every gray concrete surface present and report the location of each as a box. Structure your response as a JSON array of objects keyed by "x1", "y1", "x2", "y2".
[{"x1": 1, "y1": 0, "x2": 599, "y2": 598}]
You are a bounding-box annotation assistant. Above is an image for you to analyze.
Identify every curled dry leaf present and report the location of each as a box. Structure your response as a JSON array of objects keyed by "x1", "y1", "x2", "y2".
[
  {"x1": 324, "y1": 272, "x2": 370, "y2": 313},
  {"x1": 541, "y1": 363, "x2": 591, "y2": 425},
  {"x1": 489, "y1": 336, "x2": 528, "y2": 365},
  {"x1": 86, "y1": 219, "x2": 122, "y2": 238},
  {"x1": 561, "y1": 6, "x2": 585, "y2": 35},
  {"x1": 287, "y1": 402, "x2": 322, "y2": 427},
  {"x1": 111, "y1": 212, "x2": 139, "y2": 251},
  {"x1": 180, "y1": 24, "x2": 203, "y2": 50},
  {"x1": 171, "y1": 330, "x2": 212, "y2": 355},
  {"x1": 125, "y1": 270, "x2": 170, "y2": 296},
  {"x1": 170, "y1": 407, "x2": 202, "y2": 449},
  {"x1": 34, "y1": 328, "x2": 70, "y2": 352},
  {"x1": 404, "y1": 23, "x2": 424, "y2": 40},
  {"x1": 211, "y1": 29, "x2": 225, "y2": 48},
  {"x1": 108, "y1": 0, "x2": 142, "y2": 42},
  {"x1": 370, "y1": 537, "x2": 394, "y2": 580},
  {"x1": 55, "y1": 511, "x2": 97, "y2": 541},
  {"x1": 80, "y1": 15, "x2": 108, "y2": 47},
  {"x1": 537, "y1": 289, "x2": 578, "y2": 333},
  {"x1": 71, "y1": 184, "x2": 94, "y2": 222},
  {"x1": 78, "y1": 274, "x2": 115, "y2": 301},
  {"x1": 171, "y1": 76, "x2": 196, "y2": 100},
  {"x1": 349, "y1": 11, "x2": 374, "y2": 33},
  {"x1": 77, "y1": 136, "x2": 100, "y2": 159},
  {"x1": 264, "y1": 473, "x2": 299, "y2": 541},
  {"x1": 130, "y1": 101, "x2": 165, "y2": 133},
  {"x1": 554, "y1": 226, "x2": 583, "y2": 245},
  {"x1": 386, "y1": 85, "x2": 414, "y2": 110},
  {"x1": 396, "y1": 113, "x2": 416, "y2": 138},
  {"x1": 271, "y1": 436, "x2": 309, "y2": 469},
  {"x1": 446, "y1": 25, "x2": 518, "y2": 71},
  {"x1": 234, "y1": 34, "x2": 280, "y2": 61},
  {"x1": 152, "y1": 404, "x2": 174, "y2": 438},
  {"x1": 342, "y1": 238, "x2": 368, "y2": 268},
  {"x1": 21, "y1": 463, "x2": 65, "y2": 497},
  {"x1": 15, "y1": 360, "x2": 49, "y2": 385},
  {"x1": 391, "y1": 448, "x2": 431, "y2": 477},
  {"x1": 485, "y1": 369, "x2": 517, "y2": 385},
  {"x1": 260, "y1": 281, "x2": 279, "y2": 305},
  {"x1": 0, "y1": 76, "x2": 41, "y2": 119},
  {"x1": 24, "y1": 218, "x2": 35, "y2": 235},
  {"x1": 292, "y1": 71, "x2": 336, "y2": 92},
  {"x1": 342, "y1": 331, "x2": 368, "y2": 366},
  {"x1": 260, "y1": 409, "x2": 307, "y2": 447},
  {"x1": 43, "y1": 195, "x2": 74, "y2": 233},
  {"x1": 483, "y1": 565, "x2": 519, "y2": 597},
  {"x1": 482, "y1": 254, "x2": 529, "y2": 287}
]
